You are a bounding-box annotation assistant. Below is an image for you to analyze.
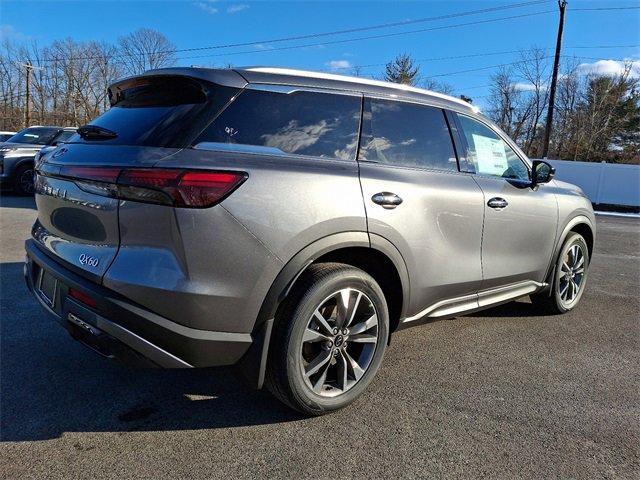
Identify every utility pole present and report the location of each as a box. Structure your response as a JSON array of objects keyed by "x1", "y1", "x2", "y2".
[
  {"x1": 24, "y1": 61, "x2": 32, "y2": 128},
  {"x1": 541, "y1": 0, "x2": 567, "y2": 159}
]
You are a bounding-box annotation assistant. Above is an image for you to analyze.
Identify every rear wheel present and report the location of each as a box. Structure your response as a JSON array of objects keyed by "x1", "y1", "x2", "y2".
[
  {"x1": 266, "y1": 263, "x2": 389, "y2": 415},
  {"x1": 14, "y1": 163, "x2": 35, "y2": 195},
  {"x1": 531, "y1": 232, "x2": 590, "y2": 314}
]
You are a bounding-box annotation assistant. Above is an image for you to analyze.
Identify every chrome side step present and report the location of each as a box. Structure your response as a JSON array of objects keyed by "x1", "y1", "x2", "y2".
[{"x1": 402, "y1": 280, "x2": 546, "y2": 324}]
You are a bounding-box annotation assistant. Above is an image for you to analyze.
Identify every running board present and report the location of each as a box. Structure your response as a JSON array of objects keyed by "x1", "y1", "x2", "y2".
[{"x1": 402, "y1": 280, "x2": 546, "y2": 324}]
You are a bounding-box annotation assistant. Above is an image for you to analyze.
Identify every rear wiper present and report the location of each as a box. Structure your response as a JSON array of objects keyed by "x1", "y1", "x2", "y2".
[{"x1": 77, "y1": 125, "x2": 118, "y2": 140}]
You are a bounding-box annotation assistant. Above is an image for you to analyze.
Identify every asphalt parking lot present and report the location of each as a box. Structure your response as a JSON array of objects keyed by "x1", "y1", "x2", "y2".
[{"x1": 1, "y1": 193, "x2": 639, "y2": 479}]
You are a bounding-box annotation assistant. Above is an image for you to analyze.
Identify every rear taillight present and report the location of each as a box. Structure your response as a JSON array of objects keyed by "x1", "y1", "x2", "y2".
[{"x1": 53, "y1": 166, "x2": 247, "y2": 208}]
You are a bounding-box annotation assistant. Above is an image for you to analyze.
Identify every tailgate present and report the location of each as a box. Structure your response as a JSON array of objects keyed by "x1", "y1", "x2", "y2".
[{"x1": 32, "y1": 144, "x2": 179, "y2": 282}]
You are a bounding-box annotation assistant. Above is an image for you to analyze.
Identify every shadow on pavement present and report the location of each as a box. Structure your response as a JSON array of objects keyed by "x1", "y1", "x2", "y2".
[
  {"x1": 0, "y1": 191, "x2": 36, "y2": 210},
  {"x1": 468, "y1": 299, "x2": 549, "y2": 318},
  {"x1": 0, "y1": 262, "x2": 302, "y2": 442}
]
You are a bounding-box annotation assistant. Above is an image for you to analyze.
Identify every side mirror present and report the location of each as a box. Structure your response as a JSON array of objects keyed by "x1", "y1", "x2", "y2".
[{"x1": 531, "y1": 160, "x2": 555, "y2": 187}]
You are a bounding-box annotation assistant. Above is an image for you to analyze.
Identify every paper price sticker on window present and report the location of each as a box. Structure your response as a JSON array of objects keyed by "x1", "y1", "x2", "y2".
[{"x1": 472, "y1": 134, "x2": 509, "y2": 176}]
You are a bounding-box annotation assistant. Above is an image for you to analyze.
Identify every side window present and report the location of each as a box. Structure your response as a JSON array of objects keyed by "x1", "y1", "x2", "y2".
[
  {"x1": 358, "y1": 98, "x2": 457, "y2": 171},
  {"x1": 194, "y1": 89, "x2": 361, "y2": 161},
  {"x1": 456, "y1": 114, "x2": 530, "y2": 181}
]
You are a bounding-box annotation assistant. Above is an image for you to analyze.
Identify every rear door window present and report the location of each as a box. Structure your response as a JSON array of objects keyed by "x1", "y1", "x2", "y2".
[
  {"x1": 358, "y1": 98, "x2": 458, "y2": 171},
  {"x1": 456, "y1": 114, "x2": 530, "y2": 181},
  {"x1": 193, "y1": 89, "x2": 362, "y2": 161},
  {"x1": 71, "y1": 76, "x2": 238, "y2": 148}
]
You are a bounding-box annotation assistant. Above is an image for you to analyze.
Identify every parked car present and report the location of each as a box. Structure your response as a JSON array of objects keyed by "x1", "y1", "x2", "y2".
[
  {"x1": 0, "y1": 126, "x2": 76, "y2": 194},
  {"x1": 24, "y1": 68, "x2": 595, "y2": 415},
  {"x1": 0, "y1": 131, "x2": 16, "y2": 142}
]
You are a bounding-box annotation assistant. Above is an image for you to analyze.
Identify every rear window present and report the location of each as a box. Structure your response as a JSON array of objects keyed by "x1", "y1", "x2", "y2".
[
  {"x1": 359, "y1": 98, "x2": 458, "y2": 171},
  {"x1": 54, "y1": 130, "x2": 76, "y2": 144},
  {"x1": 70, "y1": 76, "x2": 238, "y2": 148},
  {"x1": 193, "y1": 89, "x2": 361, "y2": 161}
]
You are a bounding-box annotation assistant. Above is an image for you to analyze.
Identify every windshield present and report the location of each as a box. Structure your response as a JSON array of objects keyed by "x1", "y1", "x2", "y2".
[
  {"x1": 7, "y1": 127, "x2": 60, "y2": 145},
  {"x1": 69, "y1": 76, "x2": 238, "y2": 148}
]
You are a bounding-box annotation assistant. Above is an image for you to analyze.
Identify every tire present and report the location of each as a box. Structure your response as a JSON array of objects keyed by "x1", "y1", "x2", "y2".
[
  {"x1": 531, "y1": 232, "x2": 590, "y2": 314},
  {"x1": 266, "y1": 262, "x2": 389, "y2": 415},
  {"x1": 13, "y1": 163, "x2": 35, "y2": 195}
]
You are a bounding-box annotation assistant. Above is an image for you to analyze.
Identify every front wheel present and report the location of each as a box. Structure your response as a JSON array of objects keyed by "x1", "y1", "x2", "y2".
[
  {"x1": 266, "y1": 263, "x2": 389, "y2": 415},
  {"x1": 531, "y1": 232, "x2": 590, "y2": 314},
  {"x1": 14, "y1": 164, "x2": 35, "y2": 195}
]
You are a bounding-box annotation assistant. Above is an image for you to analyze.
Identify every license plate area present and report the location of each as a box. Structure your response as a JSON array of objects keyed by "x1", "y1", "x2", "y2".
[{"x1": 37, "y1": 268, "x2": 58, "y2": 308}]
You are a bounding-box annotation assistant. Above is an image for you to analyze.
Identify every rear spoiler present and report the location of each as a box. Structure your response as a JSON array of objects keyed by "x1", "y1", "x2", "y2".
[{"x1": 108, "y1": 68, "x2": 248, "y2": 103}]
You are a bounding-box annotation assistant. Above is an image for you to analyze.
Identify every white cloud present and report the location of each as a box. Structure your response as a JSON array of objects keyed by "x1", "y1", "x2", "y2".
[
  {"x1": 513, "y1": 82, "x2": 540, "y2": 92},
  {"x1": 227, "y1": 4, "x2": 249, "y2": 13},
  {"x1": 326, "y1": 60, "x2": 352, "y2": 70},
  {"x1": 577, "y1": 59, "x2": 640, "y2": 78},
  {"x1": 193, "y1": 1, "x2": 218, "y2": 14},
  {"x1": 261, "y1": 119, "x2": 333, "y2": 154},
  {"x1": 0, "y1": 24, "x2": 30, "y2": 41},
  {"x1": 254, "y1": 43, "x2": 275, "y2": 50}
]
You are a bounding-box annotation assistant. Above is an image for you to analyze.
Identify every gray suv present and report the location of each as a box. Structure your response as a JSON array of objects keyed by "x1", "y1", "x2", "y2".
[
  {"x1": 1, "y1": 126, "x2": 76, "y2": 194},
  {"x1": 24, "y1": 67, "x2": 595, "y2": 414}
]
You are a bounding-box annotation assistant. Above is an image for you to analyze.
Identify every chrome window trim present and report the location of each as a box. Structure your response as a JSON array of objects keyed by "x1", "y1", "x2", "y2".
[{"x1": 246, "y1": 83, "x2": 363, "y2": 98}]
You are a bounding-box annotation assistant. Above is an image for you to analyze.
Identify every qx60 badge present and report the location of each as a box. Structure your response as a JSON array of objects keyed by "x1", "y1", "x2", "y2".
[{"x1": 79, "y1": 253, "x2": 99, "y2": 268}]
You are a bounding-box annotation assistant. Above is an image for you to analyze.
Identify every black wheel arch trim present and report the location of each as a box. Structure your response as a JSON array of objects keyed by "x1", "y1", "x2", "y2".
[
  {"x1": 235, "y1": 231, "x2": 410, "y2": 389},
  {"x1": 540, "y1": 214, "x2": 595, "y2": 296}
]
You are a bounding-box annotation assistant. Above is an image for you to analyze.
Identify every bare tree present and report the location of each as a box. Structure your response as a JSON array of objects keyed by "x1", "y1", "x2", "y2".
[
  {"x1": 515, "y1": 47, "x2": 551, "y2": 156},
  {"x1": 422, "y1": 77, "x2": 454, "y2": 95},
  {"x1": 117, "y1": 28, "x2": 176, "y2": 76}
]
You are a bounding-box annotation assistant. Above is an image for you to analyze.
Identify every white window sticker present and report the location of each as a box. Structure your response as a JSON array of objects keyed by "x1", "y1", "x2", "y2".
[{"x1": 472, "y1": 134, "x2": 509, "y2": 176}]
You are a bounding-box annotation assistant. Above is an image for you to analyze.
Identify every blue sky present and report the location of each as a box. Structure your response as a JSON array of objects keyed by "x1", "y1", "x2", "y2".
[{"x1": 2, "y1": 1, "x2": 639, "y2": 108}]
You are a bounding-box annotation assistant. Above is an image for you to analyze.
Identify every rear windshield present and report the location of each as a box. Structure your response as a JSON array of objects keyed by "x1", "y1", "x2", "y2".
[
  {"x1": 70, "y1": 76, "x2": 238, "y2": 148},
  {"x1": 8, "y1": 127, "x2": 60, "y2": 145}
]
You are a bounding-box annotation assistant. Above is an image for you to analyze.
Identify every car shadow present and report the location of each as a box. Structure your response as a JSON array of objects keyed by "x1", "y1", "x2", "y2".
[
  {"x1": 467, "y1": 298, "x2": 548, "y2": 318},
  {"x1": 0, "y1": 191, "x2": 36, "y2": 210},
  {"x1": 0, "y1": 262, "x2": 302, "y2": 442}
]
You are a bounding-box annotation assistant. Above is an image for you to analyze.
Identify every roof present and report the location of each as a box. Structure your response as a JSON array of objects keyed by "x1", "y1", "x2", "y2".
[
  {"x1": 135, "y1": 66, "x2": 478, "y2": 114},
  {"x1": 236, "y1": 67, "x2": 477, "y2": 112}
]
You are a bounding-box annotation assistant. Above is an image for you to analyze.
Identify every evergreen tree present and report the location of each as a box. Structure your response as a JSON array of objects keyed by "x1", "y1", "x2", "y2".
[{"x1": 384, "y1": 54, "x2": 420, "y2": 85}]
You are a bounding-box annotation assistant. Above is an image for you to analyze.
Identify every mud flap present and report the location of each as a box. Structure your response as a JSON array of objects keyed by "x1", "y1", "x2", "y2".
[{"x1": 233, "y1": 318, "x2": 274, "y2": 390}]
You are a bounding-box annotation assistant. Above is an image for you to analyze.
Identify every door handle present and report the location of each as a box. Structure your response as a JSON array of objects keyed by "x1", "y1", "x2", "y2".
[
  {"x1": 487, "y1": 197, "x2": 508, "y2": 209},
  {"x1": 372, "y1": 192, "x2": 403, "y2": 209}
]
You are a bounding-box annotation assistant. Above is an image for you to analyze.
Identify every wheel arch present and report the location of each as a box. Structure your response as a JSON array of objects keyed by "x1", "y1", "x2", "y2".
[
  {"x1": 235, "y1": 231, "x2": 410, "y2": 389},
  {"x1": 541, "y1": 214, "x2": 595, "y2": 292}
]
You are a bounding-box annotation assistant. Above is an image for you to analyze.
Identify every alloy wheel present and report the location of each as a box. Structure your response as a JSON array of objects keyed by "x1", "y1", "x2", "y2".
[
  {"x1": 558, "y1": 243, "x2": 586, "y2": 305},
  {"x1": 299, "y1": 288, "x2": 379, "y2": 397},
  {"x1": 18, "y1": 168, "x2": 35, "y2": 194}
]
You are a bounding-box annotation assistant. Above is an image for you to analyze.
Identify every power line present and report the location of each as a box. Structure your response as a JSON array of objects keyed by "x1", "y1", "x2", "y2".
[
  {"x1": 26, "y1": 5, "x2": 638, "y2": 65},
  {"x1": 167, "y1": 12, "x2": 638, "y2": 64},
  {"x1": 327, "y1": 44, "x2": 640, "y2": 72},
  {"x1": 171, "y1": 10, "x2": 556, "y2": 63},
  {"x1": 424, "y1": 54, "x2": 633, "y2": 79},
  {"x1": 569, "y1": 6, "x2": 640, "y2": 11},
  {"x1": 327, "y1": 49, "x2": 551, "y2": 71},
  {"x1": 38, "y1": 1, "x2": 553, "y2": 63}
]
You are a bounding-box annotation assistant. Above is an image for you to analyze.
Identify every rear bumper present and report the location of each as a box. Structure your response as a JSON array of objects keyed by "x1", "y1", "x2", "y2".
[{"x1": 24, "y1": 239, "x2": 253, "y2": 368}]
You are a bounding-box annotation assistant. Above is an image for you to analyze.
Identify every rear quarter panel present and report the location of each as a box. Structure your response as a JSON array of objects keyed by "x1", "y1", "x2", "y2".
[{"x1": 155, "y1": 149, "x2": 368, "y2": 262}]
